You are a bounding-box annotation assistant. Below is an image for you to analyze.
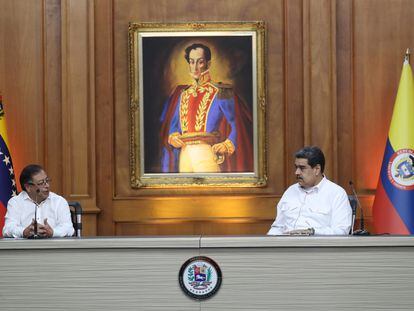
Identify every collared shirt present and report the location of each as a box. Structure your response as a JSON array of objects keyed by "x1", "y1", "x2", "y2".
[
  {"x1": 267, "y1": 177, "x2": 352, "y2": 235},
  {"x1": 2, "y1": 191, "x2": 74, "y2": 238}
]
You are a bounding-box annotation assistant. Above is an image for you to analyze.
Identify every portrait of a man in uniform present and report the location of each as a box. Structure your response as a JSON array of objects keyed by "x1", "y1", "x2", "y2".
[
  {"x1": 140, "y1": 36, "x2": 255, "y2": 174},
  {"x1": 159, "y1": 42, "x2": 253, "y2": 173}
]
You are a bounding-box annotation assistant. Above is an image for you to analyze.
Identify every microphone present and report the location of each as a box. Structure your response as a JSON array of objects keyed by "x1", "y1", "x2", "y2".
[
  {"x1": 349, "y1": 181, "x2": 370, "y2": 235},
  {"x1": 31, "y1": 188, "x2": 40, "y2": 239}
]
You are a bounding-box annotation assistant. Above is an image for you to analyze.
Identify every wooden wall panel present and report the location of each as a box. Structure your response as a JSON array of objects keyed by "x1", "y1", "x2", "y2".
[
  {"x1": 61, "y1": 0, "x2": 95, "y2": 197},
  {"x1": 110, "y1": 0, "x2": 285, "y2": 235},
  {"x1": 0, "y1": 0, "x2": 44, "y2": 178},
  {"x1": 285, "y1": 0, "x2": 305, "y2": 186},
  {"x1": 0, "y1": 0, "x2": 99, "y2": 235},
  {"x1": 305, "y1": 0, "x2": 338, "y2": 178},
  {"x1": 61, "y1": 0, "x2": 99, "y2": 231},
  {"x1": 94, "y1": 0, "x2": 115, "y2": 235},
  {"x1": 113, "y1": 0, "x2": 285, "y2": 197},
  {"x1": 353, "y1": 0, "x2": 414, "y2": 192},
  {"x1": 2, "y1": 0, "x2": 413, "y2": 235},
  {"x1": 336, "y1": 0, "x2": 414, "y2": 229},
  {"x1": 44, "y1": 0, "x2": 64, "y2": 194},
  {"x1": 336, "y1": 0, "x2": 354, "y2": 189}
]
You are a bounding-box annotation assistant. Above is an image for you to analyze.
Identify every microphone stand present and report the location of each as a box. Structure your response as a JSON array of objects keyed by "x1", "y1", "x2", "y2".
[
  {"x1": 28, "y1": 188, "x2": 41, "y2": 239},
  {"x1": 349, "y1": 196, "x2": 357, "y2": 235},
  {"x1": 349, "y1": 181, "x2": 370, "y2": 236}
]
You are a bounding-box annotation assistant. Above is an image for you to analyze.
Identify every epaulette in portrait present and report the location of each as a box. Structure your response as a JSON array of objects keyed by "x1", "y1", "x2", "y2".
[{"x1": 214, "y1": 82, "x2": 234, "y2": 99}]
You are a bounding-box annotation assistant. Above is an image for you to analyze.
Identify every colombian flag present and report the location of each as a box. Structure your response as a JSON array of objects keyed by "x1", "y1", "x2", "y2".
[
  {"x1": 0, "y1": 94, "x2": 17, "y2": 236},
  {"x1": 372, "y1": 52, "x2": 414, "y2": 234}
]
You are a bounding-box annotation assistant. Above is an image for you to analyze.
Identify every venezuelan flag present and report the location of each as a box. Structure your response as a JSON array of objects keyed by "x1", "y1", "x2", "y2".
[
  {"x1": 0, "y1": 94, "x2": 17, "y2": 236},
  {"x1": 372, "y1": 52, "x2": 414, "y2": 234}
]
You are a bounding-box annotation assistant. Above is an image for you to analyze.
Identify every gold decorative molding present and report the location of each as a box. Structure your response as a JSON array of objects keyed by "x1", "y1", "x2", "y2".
[{"x1": 128, "y1": 21, "x2": 267, "y2": 188}]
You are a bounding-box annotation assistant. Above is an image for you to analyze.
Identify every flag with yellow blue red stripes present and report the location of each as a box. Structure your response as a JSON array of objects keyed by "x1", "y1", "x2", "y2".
[
  {"x1": 0, "y1": 94, "x2": 17, "y2": 236},
  {"x1": 373, "y1": 51, "x2": 414, "y2": 234}
]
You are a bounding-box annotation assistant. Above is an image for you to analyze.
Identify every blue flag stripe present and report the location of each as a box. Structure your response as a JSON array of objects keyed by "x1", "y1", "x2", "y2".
[
  {"x1": 0, "y1": 134, "x2": 16, "y2": 207},
  {"x1": 380, "y1": 139, "x2": 414, "y2": 233}
]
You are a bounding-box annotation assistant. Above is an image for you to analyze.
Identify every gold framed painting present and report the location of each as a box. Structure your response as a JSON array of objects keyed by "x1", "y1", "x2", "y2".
[{"x1": 128, "y1": 22, "x2": 266, "y2": 188}]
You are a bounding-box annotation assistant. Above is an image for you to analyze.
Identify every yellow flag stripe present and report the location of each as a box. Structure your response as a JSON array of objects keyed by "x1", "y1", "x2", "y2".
[
  {"x1": 388, "y1": 62, "x2": 414, "y2": 151},
  {"x1": 0, "y1": 122, "x2": 10, "y2": 146},
  {"x1": 0, "y1": 98, "x2": 10, "y2": 146}
]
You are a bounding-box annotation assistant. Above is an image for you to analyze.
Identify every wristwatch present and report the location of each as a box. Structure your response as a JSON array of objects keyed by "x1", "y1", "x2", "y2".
[{"x1": 308, "y1": 227, "x2": 315, "y2": 235}]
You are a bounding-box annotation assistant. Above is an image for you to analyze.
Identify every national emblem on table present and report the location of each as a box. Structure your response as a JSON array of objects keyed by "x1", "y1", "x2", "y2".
[
  {"x1": 178, "y1": 256, "x2": 222, "y2": 300},
  {"x1": 387, "y1": 149, "x2": 414, "y2": 190}
]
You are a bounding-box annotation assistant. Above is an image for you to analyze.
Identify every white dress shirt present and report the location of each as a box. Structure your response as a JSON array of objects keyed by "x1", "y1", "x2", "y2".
[
  {"x1": 2, "y1": 191, "x2": 74, "y2": 238},
  {"x1": 267, "y1": 177, "x2": 352, "y2": 235}
]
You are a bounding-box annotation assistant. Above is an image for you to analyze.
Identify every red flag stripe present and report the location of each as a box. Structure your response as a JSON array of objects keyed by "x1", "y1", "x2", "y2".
[
  {"x1": 0, "y1": 201, "x2": 6, "y2": 237},
  {"x1": 373, "y1": 179, "x2": 409, "y2": 234}
]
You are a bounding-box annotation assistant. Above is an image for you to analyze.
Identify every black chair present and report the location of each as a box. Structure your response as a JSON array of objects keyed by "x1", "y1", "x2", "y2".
[
  {"x1": 348, "y1": 195, "x2": 357, "y2": 235},
  {"x1": 68, "y1": 201, "x2": 82, "y2": 237}
]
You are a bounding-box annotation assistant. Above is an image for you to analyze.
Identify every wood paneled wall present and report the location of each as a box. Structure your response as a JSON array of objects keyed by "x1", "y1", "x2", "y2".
[{"x1": 1, "y1": 0, "x2": 413, "y2": 235}]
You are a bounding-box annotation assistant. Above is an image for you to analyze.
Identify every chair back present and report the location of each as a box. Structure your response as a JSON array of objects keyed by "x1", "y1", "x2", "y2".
[
  {"x1": 348, "y1": 195, "x2": 357, "y2": 235},
  {"x1": 68, "y1": 201, "x2": 82, "y2": 237}
]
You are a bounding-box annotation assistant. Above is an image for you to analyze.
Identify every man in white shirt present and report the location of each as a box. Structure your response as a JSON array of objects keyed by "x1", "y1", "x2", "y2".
[
  {"x1": 267, "y1": 146, "x2": 352, "y2": 236},
  {"x1": 2, "y1": 164, "x2": 74, "y2": 238}
]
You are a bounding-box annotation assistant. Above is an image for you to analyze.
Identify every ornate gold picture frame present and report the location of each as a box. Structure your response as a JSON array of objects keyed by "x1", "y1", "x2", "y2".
[{"x1": 128, "y1": 22, "x2": 266, "y2": 188}]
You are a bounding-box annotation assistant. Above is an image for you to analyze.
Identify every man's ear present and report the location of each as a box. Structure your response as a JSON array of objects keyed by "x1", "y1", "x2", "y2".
[
  {"x1": 23, "y1": 182, "x2": 33, "y2": 192},
  {"x1": 207, "y1": 60, "x2": 211, "y2": 69},
  {"x1": 315, "y1": 164, "x2": 322, "y2": 176}
]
